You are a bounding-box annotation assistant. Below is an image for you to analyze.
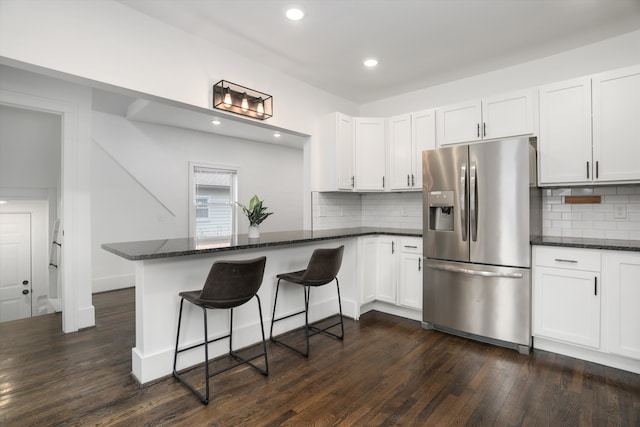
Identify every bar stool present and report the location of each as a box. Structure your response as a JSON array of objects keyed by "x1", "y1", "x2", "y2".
[
  {"x1": 173, "y1": 256, "x2": 268, "y2": 405},
  {"x1": 270, "y1": 246, "x2": 344, "y2": 357}
]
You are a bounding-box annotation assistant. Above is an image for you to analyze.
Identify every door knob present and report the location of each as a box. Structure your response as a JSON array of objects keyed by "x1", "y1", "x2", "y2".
[
  {"x1": 23, "y1": 280, "x2": 29, "y2": 285},
  {"x1": 22, "y1": 289, "x2": 29, "y2": 295}
]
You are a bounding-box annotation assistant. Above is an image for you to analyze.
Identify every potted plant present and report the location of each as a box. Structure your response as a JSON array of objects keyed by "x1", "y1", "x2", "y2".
[{"x1": 236, "y1": 195, "x2": 273, "y2": 238}]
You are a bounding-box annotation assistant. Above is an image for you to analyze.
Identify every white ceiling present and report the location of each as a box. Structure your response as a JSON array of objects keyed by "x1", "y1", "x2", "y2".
[{"x1": 117, "y1": 0, "x2": 640, "y2": 104}]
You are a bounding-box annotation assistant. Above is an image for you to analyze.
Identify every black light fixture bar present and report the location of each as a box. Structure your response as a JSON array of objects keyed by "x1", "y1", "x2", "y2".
[{"x1": 213, "y1": 80, "x2": 273, "y2": 120}]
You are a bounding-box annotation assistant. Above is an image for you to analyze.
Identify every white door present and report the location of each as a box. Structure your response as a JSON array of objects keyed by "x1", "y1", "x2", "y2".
[
  {"x1": 592, "y1": 65, "x2": 640, "y2": 182},
  {"x1": 388, "y1": 114, "x2": 412, "y2": 190},
  {"x1": 411, "y1": 109, "x2": 436, "y2": 189},
  {"x1": 375, "y1": 237, "x2": 397, "y2": 304},
  {"x1": 0, "y1": 213, "x2": 32, "y2": 322},
  {"x1": 336, "y1": 113, "x2": 355, "y2": 190},
  {"x1": 482, "y1": 89, "x2": 534, "y2": 140},
  {"x1": 533, "y1": 266, "x2": 600, "y2": 349},
  {"x1": 398, "y1": 251, "x2": 422, "y2": 310},
  {"x1": 354, "y1": 117, "x2": 386, "y2": 191},
  {"x1": 538, "y1": 77, "x2": 593, "y2": 185},
  {"x1": 436, "y1": 100, "x2": 482, "y2": 146}
]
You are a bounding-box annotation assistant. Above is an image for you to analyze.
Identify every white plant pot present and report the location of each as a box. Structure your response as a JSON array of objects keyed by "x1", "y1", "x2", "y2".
[{"x1": 248, "y1": 225, "x2": 260, "y2": 238}]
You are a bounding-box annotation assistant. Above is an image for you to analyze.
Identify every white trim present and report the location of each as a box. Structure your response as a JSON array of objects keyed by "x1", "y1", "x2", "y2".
[{"x1": 0, "y1": 88, "x2": 94, "y2": 332}]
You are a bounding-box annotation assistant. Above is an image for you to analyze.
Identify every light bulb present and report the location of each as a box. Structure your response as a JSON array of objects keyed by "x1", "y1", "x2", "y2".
[
  {"x1": 256, "y1": 98, "x2": 264, "y2": 116},
  {"x1": 241, "y1": 93, "x2": 249, "y2": 112},
  {"x1": 223, "y1": 89, "x2": 232, "y2": 107}
]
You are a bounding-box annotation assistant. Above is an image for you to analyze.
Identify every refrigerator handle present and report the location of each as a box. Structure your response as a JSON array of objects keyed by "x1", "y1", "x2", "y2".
[
  {"x1": 427, "y1": 262, "x2": 524, "y2": 279},
  {"x1": 470, "y1": 161, "x2": 478, "y2": 242},
  {"x1": 460, "y1": 163, "x2": 468, "y2": 242}
]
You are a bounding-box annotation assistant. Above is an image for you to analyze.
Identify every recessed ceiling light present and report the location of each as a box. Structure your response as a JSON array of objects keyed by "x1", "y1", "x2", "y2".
[
  {"x1": 0, "y1": 200, "x2": 7, "y2": 204},
  {"x1": 211, "y1": 119, "x2": 221, "y2": 125},
  {"x1": 363, "y1": 58, "x2": 378, "y2": 68},
  {"x1": 274, "y1": 133, "x2": 281, "y2": 138},
  {"x1": 286, "y1": 8, "x2": 304, "y2": 21}
]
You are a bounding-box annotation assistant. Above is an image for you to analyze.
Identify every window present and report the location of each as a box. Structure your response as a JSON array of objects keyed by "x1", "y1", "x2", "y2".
[{"x1": 190, "y1": 164, "x2": 237, "y2": 238}]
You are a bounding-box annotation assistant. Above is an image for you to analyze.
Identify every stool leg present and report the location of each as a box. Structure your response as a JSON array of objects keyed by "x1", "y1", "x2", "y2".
[
  {"x1": 269, "y1": 279, "x2": 281, "y2": 340},
  {"x1": 202, "y1": 306, "x2": 210, "y2": 404},
  {"x1": 173, "y1": 298, "x2": 185, "y2": 374},
  {"x1": 304, "y1": 285, "x2": 311, "y2": 357},
  {"x1": 336, "y1": 278, "x2": 344, "y2": 339},
  {"x1": 255, "y1": 294, "x2": 269, "y2": 375}
]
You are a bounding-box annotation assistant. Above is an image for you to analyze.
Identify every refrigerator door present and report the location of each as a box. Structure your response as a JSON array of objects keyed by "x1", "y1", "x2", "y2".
[
  {"x1": 469, "y1": 138, "x2": 531, "y2": 268},
  {"x1": 423, "y1": 145, "x2": 469, "y2": 263},
  {"x1": 423, "y1": 259, "x2": 531, "y2": 347}
]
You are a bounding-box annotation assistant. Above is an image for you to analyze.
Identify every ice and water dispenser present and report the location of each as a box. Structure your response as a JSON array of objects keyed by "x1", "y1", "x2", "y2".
[{"x1": 428, "y1": 191, "x2": 454, "y2": 231}]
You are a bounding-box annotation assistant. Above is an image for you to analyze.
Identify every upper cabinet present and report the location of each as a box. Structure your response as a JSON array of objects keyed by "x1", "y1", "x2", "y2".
[
  {"x1": 336, "y1": 113, "x2": 355, "y2": 190},
  {"x1": 354, "y1": 118, "x2": 386, "y2": 191},
  {"x1": 592, "y1": 65, "x2": 640, "y2": 183},
  {"x1": 388, "y1": 109, "x2": 436, "y2": 190},
  {"x1": 538, "y1": 77, "x2": 592, "y2": 184},
  {"x1": 436, "y1": 89, "x2": 535, "y2": 146},
  {"x1": 539, "y1": 65, "x2": 640, "y2": 185}
]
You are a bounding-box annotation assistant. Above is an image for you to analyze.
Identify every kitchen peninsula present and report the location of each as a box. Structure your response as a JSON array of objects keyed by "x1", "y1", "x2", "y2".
[{"x1": 102, "y1": 227, "x2": 421, "y2": 384}]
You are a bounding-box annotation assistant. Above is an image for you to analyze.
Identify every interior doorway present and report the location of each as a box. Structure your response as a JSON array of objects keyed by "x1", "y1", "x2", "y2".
[{"x1": 0, "y1": 213, "x2": 32, "y2": 322}]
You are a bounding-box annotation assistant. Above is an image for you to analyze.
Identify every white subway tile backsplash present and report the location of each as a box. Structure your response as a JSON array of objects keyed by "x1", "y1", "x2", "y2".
[{"x1": 542, "y1": 185, "x2": 640, "y2": 242}]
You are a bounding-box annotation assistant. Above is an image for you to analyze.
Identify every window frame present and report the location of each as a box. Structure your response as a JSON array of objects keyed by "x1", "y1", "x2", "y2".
[{"x1": 188, "y1": 162, "x2": 239, "y2": 238}]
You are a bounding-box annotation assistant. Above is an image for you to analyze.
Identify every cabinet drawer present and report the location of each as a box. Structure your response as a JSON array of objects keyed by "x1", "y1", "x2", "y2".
[
  {"x1": 400, "y1": 239, "x2": 422, "y2": 254},
  {"x1": 534, "y1": 246, "x2": 601, "y2": 271}
]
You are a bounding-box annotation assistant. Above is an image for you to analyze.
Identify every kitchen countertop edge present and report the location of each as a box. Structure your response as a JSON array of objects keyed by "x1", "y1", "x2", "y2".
[
  {"x1": 531, "y1": 236, "x2": 640, "y2": 252},
  {"x1": 102, "y1": 227, "x2": 423, "y2": 261}
]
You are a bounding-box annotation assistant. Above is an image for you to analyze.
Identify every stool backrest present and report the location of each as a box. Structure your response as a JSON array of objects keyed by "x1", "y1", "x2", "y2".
[
  {"x1": 301, "y1": 246, "x2": 344, "y2": 285},
  {"x1": 199, "y1": 256, "x2": 266, "y2": 308}
]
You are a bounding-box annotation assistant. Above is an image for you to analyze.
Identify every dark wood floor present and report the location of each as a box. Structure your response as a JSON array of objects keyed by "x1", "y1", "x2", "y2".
[{"x1": 1, "y1": 288, "x2": 638, "y2": 426}]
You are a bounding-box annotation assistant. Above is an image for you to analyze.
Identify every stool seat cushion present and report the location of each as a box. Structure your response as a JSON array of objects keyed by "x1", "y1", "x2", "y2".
[{"x1": 276, "y1": 270, "x2": 335, "y2": 286}]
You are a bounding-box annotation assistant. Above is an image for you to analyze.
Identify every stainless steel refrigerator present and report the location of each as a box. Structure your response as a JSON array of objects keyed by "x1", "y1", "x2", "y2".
[{"x1": 422, "y1": 137, "x2": 541, "y2": 353}]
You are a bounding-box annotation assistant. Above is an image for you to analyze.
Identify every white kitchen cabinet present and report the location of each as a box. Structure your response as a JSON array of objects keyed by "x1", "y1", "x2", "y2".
[
  {"x1": 359, "y1": 237, "x2": 378, "y2": 304},
  {"x1": 538, "y1": 77, "x2": 592, "y2": 184},
  {"x1": 354, "y1": 117, "x2": 386, "y2": 191},
  {"x1": 336, "y1": 113, "x2": 355, "y2": 190},
  {"x1": 436, "y1": 89, "x2": 534, "y2": 146},
  {"x1": 539, "y1": 65, "x2": 640, "y2": 186},
  {"x1": 388, "y1": 110, "x2": 435, "y2": 190},
  {"x1": 603, "y1": 251, "x2": 640, "y2": 360},
  {"x1": 397, "y1": 239, "x2": 423, "y2": 310},
  {"x1": 375, "y1": 237, "x2": 397, "y2": 303},
  {"x1": 592, "y1": 65, "x2": 640, "y2": 182},
  {"x1": 533, "y1": 247, "x2": 601, "y2": 349},
  {"x1": 533, "y1": 246, "x2": 640, "y2": 373}
]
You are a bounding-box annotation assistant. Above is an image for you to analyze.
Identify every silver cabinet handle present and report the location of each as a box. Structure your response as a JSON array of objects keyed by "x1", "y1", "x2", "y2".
[
  {"x1": 411, "y1": 174, "x2": 415, "y2": 187},
  {"x1": 404, "y1": 245, "x2": 418, "y2": 249},
  {"x1": 407, "y1": 174, "x2": 410, "y2": 187},
  {"x1": 460, "y1": 163, "x2": 467, "y2": 242},
  {"x1": 586, "y1": 161, "x2": 590, "y2": 179},
  {"x1": 391, "y1": 241, "x2": 395, "y2": 254},
  {"x1": 470, "y1": 161, "x2": 478, "y2": 242},
  {"x1": 418, "y1": 257, "x2": 421, "y2": 271},
  {"x1": 554, "y1": 258, "x2": 578, "y2": 263}
]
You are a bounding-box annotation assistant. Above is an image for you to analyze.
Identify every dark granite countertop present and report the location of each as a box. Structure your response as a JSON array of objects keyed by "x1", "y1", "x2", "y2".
[
  {"x1": 531, "y1": 236, "x2": 640, "y2": 252},
  {"x1": 102, "y1": 227, "x2": 423, "y2": 261}
]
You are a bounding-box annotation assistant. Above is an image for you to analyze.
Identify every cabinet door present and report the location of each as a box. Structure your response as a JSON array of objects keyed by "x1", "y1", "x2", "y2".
[
  {"x1": 376, "y1": 237, "x2": 397, "y2": 303},
  {"x1": 436, "y1": 100, "x2": 482, "y2": 146},
  {"x1": 388, "y1": 114, "x2": 413, "y2": 190},
  {"x1": 355, "y1": 118, "x2": 386, "y2": 190},
  {"x1": 482, "y1": 89, "x2": 534, "y2": 140},
  {"x1": 359, "y1": 237, "x2": 378, "y2": 304},
  {"x1": 533, "y1": 266, "x2": 600, "y2": 349},
  {"x1": 336, "y1": 113, "x2": 355, "y2": 190},
  {"x1": 411, "y1": 109, "x2": 436, "y2": 189},
  {"x1": 603, "y1": 252, "x2": 640, "y2": 360},
  {"x1": 538, "y1": 77, "x2": 593, "y2": 185},
  {"x1": 593, "y1": 65, "x2": 640, "y2": 182},
  {"x1": 398, "y1": 246, "x2": 423, "y2": 310}
]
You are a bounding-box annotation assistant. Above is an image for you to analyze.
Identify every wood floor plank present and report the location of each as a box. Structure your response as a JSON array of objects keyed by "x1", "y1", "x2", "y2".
[{"x1": 1, "y1": 288, "x2": 638, "y2": 426}]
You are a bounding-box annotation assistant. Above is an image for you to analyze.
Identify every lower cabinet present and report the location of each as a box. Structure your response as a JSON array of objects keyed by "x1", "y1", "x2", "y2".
[
  {"x1": 533, "y1": 246, "x2": 640, "y2": 374},
  {"x1": 603, "y1": 252, "x2": 640, "y2": 360},
  {"x1": 358, "y1": 236, "x2": 423, "y2": 314}
]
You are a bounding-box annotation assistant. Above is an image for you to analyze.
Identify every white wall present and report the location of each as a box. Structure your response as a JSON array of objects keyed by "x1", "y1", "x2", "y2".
[
  {"x1": 91, "y1": 112, "x2": 304, "y2": 292},
  {"x1": 360, "y1": 30, "x2": 640, "y2": 117}
]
